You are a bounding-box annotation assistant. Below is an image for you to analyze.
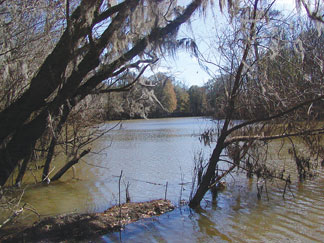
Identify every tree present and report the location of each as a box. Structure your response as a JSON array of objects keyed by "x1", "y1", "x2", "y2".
[
  {"x1": 188, "y1": 85, "x2": 208, "y2": 116},
  {"x1": 189, "y1": 0, "x2": 324, "y2": 208},
  {"x1": 174, "y1": 84, "x2": 190, "y2": 114},
  {"x1": 204, "y1": 77, "x2": 229, "y2": 118},
  {"x1": 151, "y1": 72, "x2": 177, "y2": 116},
  {"x1": 103, "y1": 73, "x2": 160, "y2": 119},
  {"x1": 0, "y1": 0, "x2": 207, "y2": 186},
  {"x1": 0, "y1": 0, "x2": 67, "y2": 110},
  {"x1": 161, "y1": 80, "x2": 177, "y2": 113}
]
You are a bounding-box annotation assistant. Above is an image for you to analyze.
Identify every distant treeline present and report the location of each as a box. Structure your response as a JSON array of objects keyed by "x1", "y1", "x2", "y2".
[
  {"x1": 104, "y1": 62, "x2": 324, "y2": 121},
  {"x1": 104, "y1": 72, "x2": 213, "y2": 120}
]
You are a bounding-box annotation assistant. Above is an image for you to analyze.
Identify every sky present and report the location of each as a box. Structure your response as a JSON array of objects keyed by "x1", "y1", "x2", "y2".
[{"x1": 146, "y1": 0, "x2": 299, "y2": 87}]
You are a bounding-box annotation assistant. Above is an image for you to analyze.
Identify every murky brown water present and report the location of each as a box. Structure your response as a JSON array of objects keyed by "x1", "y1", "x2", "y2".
[{"x1": 9, "y1": 117, "x2": 324, "y2": 242}]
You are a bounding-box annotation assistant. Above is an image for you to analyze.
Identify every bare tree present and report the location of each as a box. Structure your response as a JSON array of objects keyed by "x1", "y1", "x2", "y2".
[{"x1": 189, "y1": 0, "x2": 324, "y2": 208}]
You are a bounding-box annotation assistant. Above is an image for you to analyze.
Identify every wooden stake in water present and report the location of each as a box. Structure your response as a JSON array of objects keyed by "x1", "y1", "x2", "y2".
[
  {"x1": 118, "y1": 170, "x2": 123, "y2": 227},
  {"x1": 164, "y1": 181, "x2": 168, "y2": 200}
]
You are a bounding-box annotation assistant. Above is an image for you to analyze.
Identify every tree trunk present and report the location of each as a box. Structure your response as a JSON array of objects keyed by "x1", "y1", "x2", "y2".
[
  {"x1": 0, "y1": 110, "x2": 48, "y2": 186},
  {"x1": 14, "y1": 142, "x2": 35, "y2": 187},
  {"x1": 189, "y1": 134, "x2": 227, "y2": 208},
  {"x1": 51, "y1": 148, "x2": 91, "y2": 182},
  {"x1": 42, "y1": 104, "x2": 71, "y2": 181}
]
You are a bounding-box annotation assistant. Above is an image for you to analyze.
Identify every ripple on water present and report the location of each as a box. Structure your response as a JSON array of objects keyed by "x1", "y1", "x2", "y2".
[{"x1": 17, "y1": 118, "x2": 324, "y2": 242}]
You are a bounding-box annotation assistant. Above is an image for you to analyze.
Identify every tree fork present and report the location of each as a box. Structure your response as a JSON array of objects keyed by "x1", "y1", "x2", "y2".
[{"x1": 189, "y1": 133, "x2": 227, "y2": 208}]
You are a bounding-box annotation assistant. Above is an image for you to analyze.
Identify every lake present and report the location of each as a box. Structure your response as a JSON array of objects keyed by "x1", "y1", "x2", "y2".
[{"x1": 21, "y1": 117, "x2": 324, "y2": 242}]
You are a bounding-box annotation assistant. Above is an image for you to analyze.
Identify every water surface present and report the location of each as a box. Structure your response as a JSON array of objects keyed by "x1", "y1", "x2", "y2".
[{"x1": 20, "y1": 117, "x2": 324, "y2": 242}]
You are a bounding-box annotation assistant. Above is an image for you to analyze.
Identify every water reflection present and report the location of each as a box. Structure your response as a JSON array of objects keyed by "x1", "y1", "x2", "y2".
[{"x1": 16, "y1": 117, "x2": 324, "y2": 242}]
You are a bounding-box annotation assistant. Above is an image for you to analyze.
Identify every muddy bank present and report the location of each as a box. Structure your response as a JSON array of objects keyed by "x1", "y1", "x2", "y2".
[{"x1": 2, "y1": 199, "x2": 174, "y2": 242}]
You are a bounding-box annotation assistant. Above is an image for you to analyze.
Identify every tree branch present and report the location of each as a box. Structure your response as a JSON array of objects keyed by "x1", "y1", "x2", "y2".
[
  {"x1": 94, "y1": 1, "x2": 128, "y2": 25},
  {"x1": 226, "y1": 94, "x2": 324, "y2": 136},
  {"x1": 225, "y1": 127, "x2": 324, "y2": 145}
]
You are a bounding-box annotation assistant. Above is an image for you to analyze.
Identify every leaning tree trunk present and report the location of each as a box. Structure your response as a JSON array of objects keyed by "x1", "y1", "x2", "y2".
[
  {"x1": 189, "y1": 131, "x2": 228, "y2": 208},
  {"x1": 0, "y1": 1, "x2": 102, "y2": 146},
  {"x1": 0, "y1": 110, "x2": 49, "y2": 186},
  {"x1": 51, "y1": 148, "x2": 91, "y2": 182}
]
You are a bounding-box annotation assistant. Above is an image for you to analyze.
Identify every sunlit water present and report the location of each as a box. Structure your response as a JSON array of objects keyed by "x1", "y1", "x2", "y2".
[{"x1": 14, "y1": 117, "x2": 324, "y2": 241}]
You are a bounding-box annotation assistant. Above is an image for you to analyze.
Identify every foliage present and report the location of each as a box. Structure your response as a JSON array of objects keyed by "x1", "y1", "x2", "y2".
[
  {"x1": 161, "y1": 80, "x2": 177, "y2": 113},
  {"x1": 174, "y1": 84, "x2": 190, "y2": 114},
  {"x1": 188, "y1": 85, "x2": 208, "y2": 116}
]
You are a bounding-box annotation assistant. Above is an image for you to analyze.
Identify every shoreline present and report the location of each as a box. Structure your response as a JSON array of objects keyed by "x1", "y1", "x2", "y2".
[{"x1": 1, "y1": 199, "x2": 175, "y2": 242}]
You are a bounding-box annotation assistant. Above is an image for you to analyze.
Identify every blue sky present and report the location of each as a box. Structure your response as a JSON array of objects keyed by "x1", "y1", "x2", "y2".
[{"x1": 146, "y1": 0, "x2": 298, "y2": 87}]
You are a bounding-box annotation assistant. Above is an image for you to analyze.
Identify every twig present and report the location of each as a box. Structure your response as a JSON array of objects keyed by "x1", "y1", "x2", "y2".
[
  {"x1": 0, "y1": 204, "x2": 25, "y2": 229},
  {"x1": 282, "y1": 175, "x2": 291, "y2": 199},
  {"x1": 179, "y1": 166, "x2": 184, "y2": 205},
  {"x1": 0, "y1": 187, "x2": 32, "y2": 229},
  {"x1": 125, "y1": 181, "x2": 131, "y2": 203},
  {"x1": 30, "y1": 170, "x2": 38, "y2": 184}
]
